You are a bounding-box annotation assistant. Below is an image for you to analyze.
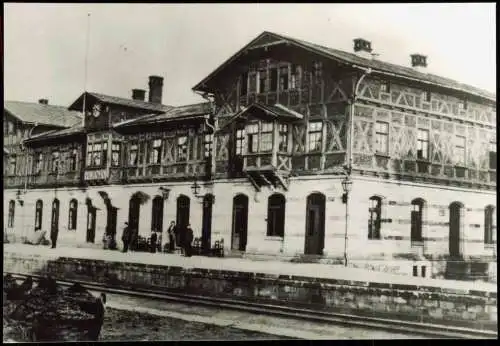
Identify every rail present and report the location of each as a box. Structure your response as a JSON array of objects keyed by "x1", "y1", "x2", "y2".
[{"x1": 6, "y1": 272, "x2": 497, "y2": 340}]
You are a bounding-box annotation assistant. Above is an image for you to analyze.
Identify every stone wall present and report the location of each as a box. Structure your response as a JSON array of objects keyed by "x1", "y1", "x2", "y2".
[
  {"x1": 3, "y1": 252, "x2": 496, "y2": 331},
  {"x1": 4, "y1": 174, "x2": 497, "y2": 281}
]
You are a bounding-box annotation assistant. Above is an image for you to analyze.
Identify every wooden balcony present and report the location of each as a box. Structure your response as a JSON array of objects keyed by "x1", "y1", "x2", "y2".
[
  {"x1": 3, "y1": 175, "x2": 25, "y2": 188},
  {"x1": 83, "y1": 167, "x2": 110, "y2": 185},
  {"x1": 26, "y1": 171, "x2": 82, "y2": 188}
]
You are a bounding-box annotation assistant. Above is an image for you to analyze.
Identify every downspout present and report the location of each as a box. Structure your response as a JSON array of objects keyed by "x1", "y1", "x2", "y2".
[
  {"x1": 200, "y1": 92, "x2": 217, "y2": 180},
  {"x1": 347, "y1": 67, "x2": 372, "y2": 174},
  {"x1": 343, "y1": 67, "x2": 371, "y2": 268}
]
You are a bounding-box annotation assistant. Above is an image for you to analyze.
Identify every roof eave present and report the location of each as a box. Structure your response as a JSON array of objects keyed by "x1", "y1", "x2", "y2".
[
  {"x1": 117, "y1": 114, "x2": 206, "y2": 128},
  {"x1": 350, "y1": 64, "x2": 496, "y2": 102}
]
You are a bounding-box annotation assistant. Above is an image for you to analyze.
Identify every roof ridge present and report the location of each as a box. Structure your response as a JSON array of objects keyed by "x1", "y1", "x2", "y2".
[
  {"x1": 264, "y1": 31, "x2": 495, "y2": 99},
  {"x1": 88, "y1": 91, "x2": 173, "y2": 109}
]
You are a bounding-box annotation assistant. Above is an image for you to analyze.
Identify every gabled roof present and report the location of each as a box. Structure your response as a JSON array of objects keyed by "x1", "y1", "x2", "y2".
[
  {"x1": 4, "y1": 100, "x2": 83, "y2": 128},
  {"x1": 193, "y1": 31, "x2": 495, "y2": 102},
  {"x1": 25, "y1": 125, "x2": 85, "y2": 143},
  {"x1": 4, "y1": 147, "x2": 9, "y2": 155},
  {"x1": 114, "y1": 102, "x2": 211, "y2": 128},
  {"x1": 220, "y1": 102, "x2": 303, "y2": 130},
  {"x1": 68, "y1": 92, "x2": 174, "y2": 113}
]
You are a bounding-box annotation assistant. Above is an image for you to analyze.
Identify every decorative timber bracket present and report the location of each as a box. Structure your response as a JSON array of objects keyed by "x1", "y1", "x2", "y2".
[{"x1": 245, "y1": 170, "x2": 290, "y2": 192}]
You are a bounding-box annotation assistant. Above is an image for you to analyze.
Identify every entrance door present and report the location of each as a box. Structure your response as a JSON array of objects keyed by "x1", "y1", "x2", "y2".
[
  {"x1": 86, "y1": 206, "x2": 97, "y2": 243},
  {"x1": 128, "y1": 196, "x2": 141, "y2": 249},
  {"x1": 176, "y1": 195, "x2": 191, "y2": 229},
  {"x1": 231, "y1": 194, "x2": 248, "y2": 251},
  {"x1": 106, "y1": 204, "x2": 118, "y2": 237},
  {"x1": 304, "y1": 193, "x2": 326, "y2": 255},
  {"x1": 201, "y1": 194, "x2": 214, "y2": 255},
  {"x1": 449, "y1": 202, "x2": 463, "y2": 257},
  {"x1": 50, "y1": 199, "x2": 60, "y2": 245}
]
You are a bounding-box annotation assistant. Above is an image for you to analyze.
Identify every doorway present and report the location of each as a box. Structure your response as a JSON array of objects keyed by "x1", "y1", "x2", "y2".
[
  {"x1": 50, "y1": 199, "x2": 60, "y2": 247},
  {"x1": 231, "y1": 194, "x2": 248, "y2": 251},
  {"x1": 86, "y1": 206, "x2": 97, "y2": 243},
  {"x1": 201, "y1": 194, "x2": 214, "y2": 255},
  {"x1": 128, "y1": 195, "x2": 141, "y2": 250},
  {"x1": 106, "y1": 203, "x2": 118, "y2": 248},
  {"x1": 449, "y1": 202, "x2": 464, "y2": 258},
  {"x1": 304, "y1": 193, "x2": 326, "y2": 255},
  {"x1": 176, "y1": 195, "x2": 191, "y2": 229}
]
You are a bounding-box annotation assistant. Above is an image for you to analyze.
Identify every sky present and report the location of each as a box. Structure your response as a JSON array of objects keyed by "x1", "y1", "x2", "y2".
[{"x1": 4, "y1": 3, "x2": 496, "y2": 107}]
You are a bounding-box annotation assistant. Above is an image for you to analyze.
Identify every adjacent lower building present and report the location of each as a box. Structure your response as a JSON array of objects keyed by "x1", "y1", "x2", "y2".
[{"x1": 4, "y1": 31, "x2": 497, "y2": 281}]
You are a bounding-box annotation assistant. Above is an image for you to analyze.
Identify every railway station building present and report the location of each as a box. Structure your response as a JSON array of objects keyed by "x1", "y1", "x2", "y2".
[{"x1": 4, "y1": 31, "x2": 497, "y2": 281}]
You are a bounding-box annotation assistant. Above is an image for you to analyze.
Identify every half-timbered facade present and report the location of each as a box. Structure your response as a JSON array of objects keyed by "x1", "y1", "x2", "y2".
[{"x1": 4, "y1": 32, "x2": 496, "y2": 281}]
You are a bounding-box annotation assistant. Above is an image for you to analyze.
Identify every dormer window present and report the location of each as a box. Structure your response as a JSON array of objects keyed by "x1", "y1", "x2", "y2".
[
  {"x1": 204, "y1": 134, "x2": 213, "y2": 158},
  {"x1": 112, "y1": 143, "x2": 121, "y2": 167},
  {"x1": 380, "y1": 81, "x2": 390, "y2": 93},
  {"x1": 424, "y1": 90, "x2": 431, "y2": 102},
  {"x1": 454, "y1": 135, "x2": 466, "y2": 166},
  {"x1": 177, "y1": 136, "x2": 188, "y2": 162},
  {"x1": 247, "y1": 123, "x2": 259, "y2": 153},
  {"x1": 150, "y1": 139, "x2": 162, "y2": 164},
  {"x1": 8, "y1": 156, "x2": 17, "y2": 176},
  {"x1": 313, "y1": 61, "x2": 322, "y2": 79},
  {"x1": 51, "y1": 151, "x2": 60, "y2": 173},
  {"x1": 269, "y1": 68, "x2": 278, "y2": 92},
  {"x1": 308, "y1": 121, "x2": 323, "y2": 152},
  {"x1": 69, "y1": 149, "x2": 78, "y2": 171},
  {"x1": 458, "y1": 99, "x2": 468, "y2": 111},
  {"x1": 236, "y1": 129, "x2": 245, "y2": 156},
  {"x1": 129, "y1": 143, "x2": 138, "y2": 166},
  {"x1": 290, "y1": 64, "x2": 299, "y2": 90},
  {"x1": 35, "y1": 153, "x2": 43, "y2": 173},
  {"x1": 258, "y1": 69, "x2": 267, "y2": 93},
  {"x1": 279, "y1": 66, "x2": 289, "y2": 91}
]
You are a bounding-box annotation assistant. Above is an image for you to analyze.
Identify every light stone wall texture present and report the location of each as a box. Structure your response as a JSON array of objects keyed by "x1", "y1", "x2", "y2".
[{"x1": 4, "y1": 175, "x2": 496, "y2": 277}]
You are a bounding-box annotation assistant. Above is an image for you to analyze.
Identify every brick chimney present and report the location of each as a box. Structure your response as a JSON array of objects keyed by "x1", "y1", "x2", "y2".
[
  {"x1": 353, "y1": 38, "x2": 373, "y2": 59},
  {"x1": 410, "y1": 54, "x2": 427, "y2": 72},
  {"x1": 132, "y1": 89, "x2": 146, "y2": 101},
  {"x1": 148, "y1": 75, "x2": 164, "y2": 104},
  {"x1": 38, "y1": 99, "x2": 48, "y2": 105}
]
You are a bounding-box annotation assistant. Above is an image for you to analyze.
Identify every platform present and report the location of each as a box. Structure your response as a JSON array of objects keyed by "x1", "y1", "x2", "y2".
[{"x1": 3, "y1": 243, "x2": 496, "y2": 293}]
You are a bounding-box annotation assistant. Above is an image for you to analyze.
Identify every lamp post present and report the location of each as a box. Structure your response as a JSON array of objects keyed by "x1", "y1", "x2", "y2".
[{"x1": 341, "y1": 175, "x2": 352, "y2": 267}]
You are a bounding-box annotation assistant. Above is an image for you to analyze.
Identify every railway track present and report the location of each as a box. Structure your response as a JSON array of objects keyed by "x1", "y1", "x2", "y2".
[{"x1": 6, "y1": 272, "x2": 497, "y2": 340}]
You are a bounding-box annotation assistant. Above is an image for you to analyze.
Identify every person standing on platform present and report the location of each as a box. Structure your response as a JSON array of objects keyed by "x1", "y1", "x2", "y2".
[
  {"x1": 121, "y1": 222, "x2": 130, "y2": 253},
  {"x1": 150, "y1": 231, "x2": 157, "y2": 253},
  {"x1": 167, "y1": 221, "x2": 176, "y2": 253},
  {"x1": 184, "y1": 224, "x2": 194, "y2": 257},
  {"x1": 178, "y1": 224, "x2": 186, "y2": 256},
  {"x1": 130, "y1": 224, "x2": 138, "y2": 252}
]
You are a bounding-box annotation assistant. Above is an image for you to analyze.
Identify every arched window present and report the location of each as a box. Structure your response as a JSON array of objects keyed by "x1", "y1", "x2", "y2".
[
  {"x1": 8, "y1": 200, "x2": 15, "y2": 228},
  {"x1": 68, "y1": 199, "x2": 78, "y2": 230},
  {"x1": 411, "y1": 198, "x2": 425, "y2": 245},
  {"x1": 484, "y1": 205, "x2": 495, "y2": 245},
  {"x1": 368, "y1": 196, "x2": 382, "y2": 240},
  {"x1": 151, "y1": 196, "x2": 164, "y2": 232},
  {"x1": 267, "y1": 193, "x2": 286, "y2": 237},
  {"x1": 35, "y1": 199, "x2": 43, "y2": 231},
  {"x1": 449, "y1": 201, "x2": 464, "y2": 257}
]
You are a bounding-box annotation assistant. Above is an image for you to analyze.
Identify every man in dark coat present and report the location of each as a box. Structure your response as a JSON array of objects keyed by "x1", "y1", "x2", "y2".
[
  {"x1": 184, "y1": 224, "x2": 194, "y2": 257},
  {"x1": 121, "y1": 222, "x2": 130, "y2": 253},
  {"x1": 150, "y1": 231, "x2": 157, "y2": 253},
  {"x1": 166, "y1": 221, "x2": 176, "y2": 253}
]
